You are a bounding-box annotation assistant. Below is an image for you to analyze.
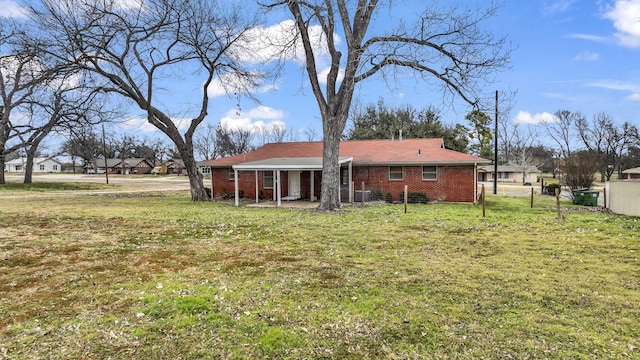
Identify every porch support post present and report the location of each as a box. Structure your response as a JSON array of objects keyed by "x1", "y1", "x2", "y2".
[
  {"x1": 255, "y1": 170, "x2": 259, "y2": 203},
  {"x1": 348, "y1": 161, "x2": 353, "y2": 203},
  {"x1": 310, "y1": 170, "x2": 315, "y2": 202},
  {"x1": 276, "y1": 170, "x2": 282, "y2": 207},
  {"x1": 234, "y1": 169, "x2": 239, "y2": 206}
]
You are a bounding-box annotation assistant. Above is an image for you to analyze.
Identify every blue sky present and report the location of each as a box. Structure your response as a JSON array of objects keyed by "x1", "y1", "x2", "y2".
[{"x1": 2, "y1": 0, "x2": 640, "y2": 150}]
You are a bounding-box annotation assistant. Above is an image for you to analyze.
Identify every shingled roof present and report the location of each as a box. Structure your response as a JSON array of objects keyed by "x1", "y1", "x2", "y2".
[{"x1": 203, "y1": 138, "x2": 489, "y2": 167}]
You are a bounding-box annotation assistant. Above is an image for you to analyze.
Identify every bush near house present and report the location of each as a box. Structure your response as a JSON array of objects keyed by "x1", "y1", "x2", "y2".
[{"x1": 399, "y1": 191, "x2": 429, "y2": 203}]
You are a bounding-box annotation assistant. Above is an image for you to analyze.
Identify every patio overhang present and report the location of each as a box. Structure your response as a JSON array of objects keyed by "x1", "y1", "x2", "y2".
[
  {"x1": 230, "y1": 157, "x2": 354, "y2": 207},
  {"x1": 232, "y1": 156, "x2": 353, "y2": 171}
]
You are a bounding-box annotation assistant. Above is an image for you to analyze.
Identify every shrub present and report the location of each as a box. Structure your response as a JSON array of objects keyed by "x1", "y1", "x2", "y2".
[
  {"x1": 370, "y1": 189, "x2": 383, "y2": 201},
  {"x1": 546, "y1": 183, "x2": 560, "y2": 196},
  {"x1": 399, "y1": 191, "x2": 428, "y2": 204},
  {"x1": 385, "y1": 192, "x2": 394, "y2": 203}
]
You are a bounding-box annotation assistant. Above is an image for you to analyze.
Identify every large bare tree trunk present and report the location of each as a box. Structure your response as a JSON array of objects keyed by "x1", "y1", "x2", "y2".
[
  {"x1": 23, "y1": 155, "x2": 34, "y2": 184},
  {"x1": 183, "y1": 156, "x2": 207, "y2": 201},
  {"x1": 0, "y1": 154, "x2": 5, "y2": 184},
  {"x1": 319, "y1": 115, "x2": 343, "y2": 210}
]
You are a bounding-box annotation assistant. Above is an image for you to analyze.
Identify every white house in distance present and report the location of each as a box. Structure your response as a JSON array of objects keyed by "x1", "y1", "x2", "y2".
[
  {"x1": 478, "y1": 164, "x2": 539, "y2": 185},
  {"x1": 4, "y1": 157, "x2": 62, "y2": 173}
]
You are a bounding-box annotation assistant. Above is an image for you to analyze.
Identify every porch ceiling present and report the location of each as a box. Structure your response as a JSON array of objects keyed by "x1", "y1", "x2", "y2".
[{"x1": 232, "y1": 157, "x2": 353, "y2": 171}]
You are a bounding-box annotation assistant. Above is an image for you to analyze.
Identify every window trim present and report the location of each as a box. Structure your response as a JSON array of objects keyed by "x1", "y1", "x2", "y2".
[
  {"x1": 422, "y1": 166, "x2": 437, "y2": 181},
  {"x1": 389, "y1": 166, "x2": 404, "y2": 181},
  {"x1": 263, "y1": 170, "x2": 274, "y2": 189},
  {"x1": 227, "y1": 168, "x2": 235, "y2": 180}
]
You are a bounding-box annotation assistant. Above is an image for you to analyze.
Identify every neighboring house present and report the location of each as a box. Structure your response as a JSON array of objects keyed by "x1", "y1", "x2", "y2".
[
  {"x1": 165, "y1": 159, "x2": 186, "y2": 175},
  {"x1": 478, "y1": 164, "x2": 539, "y2": 184},
  {"x1": 86, "y1": 158, "x2": 154, "y2": 174},
  {"x1": 622, "y1": 167, "x2": 640, "y2": 180},
  {"x1": 202, "y1": 138, "x2": 490, "y2": 205},
  {"x1": 4, "y1": 157, "x2": 62, "y2": 173}
]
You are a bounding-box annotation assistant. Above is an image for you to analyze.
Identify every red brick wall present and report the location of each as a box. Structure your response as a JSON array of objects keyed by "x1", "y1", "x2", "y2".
[
  {"x1": 211, "y1": 165, "x2": 476, "y2": 203},
  {"x1": 350, "y1": 165, "x2": 476, "y2": 203}
]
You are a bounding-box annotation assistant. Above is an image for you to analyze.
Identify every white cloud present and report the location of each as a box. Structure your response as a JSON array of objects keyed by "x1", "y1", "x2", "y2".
[
  {"x1": 567, "y1": 33, "x2": 610, "y2": 43},
  {"x1": 120, "y1": 115, "x2": 191, "y2": 133},
  {"x1": 573, "y1": 51, "x2": 600, "y2": 61},
  {"x1": 237, "y1": 19, "x2": 340, "y2": 64},
  {"x1": 542, "y1": 0, "x2": 575, "y2": 15},
  {"x1": 625, "y1": 93, "x2": 640, "y2": 101},
  {"x1": 605, "y1": 0, "x2": 640, "y2": 48},
  {"x1": 587, "y1": 79, "x2": 640, "y2": 92},
  {"x1": 317, "y1": 66, "x2": 345, "y2": 86},
  {"x1": 0, "y1": 0, "x2": 29, "y2": 18},
  {"x1": 219, "y1": 105, "x2": 286, "y2": 134},
  {"x1": 513, "y1": 111, "x2": 556, "y2": 125},
  {"x1": 232, "y1": 19, "x2": 344, "y2": 87}
]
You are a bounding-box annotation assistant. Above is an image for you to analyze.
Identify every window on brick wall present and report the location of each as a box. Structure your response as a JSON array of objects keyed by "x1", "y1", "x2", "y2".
[
  {"x1": 389, "y1": 166, "x2": 403, "y2": 180},
  {"x1": 227, "y1": 168, "x2": 235, "y2": 180},
  {"x1": 422, "y1": 166, "x2": 437, "y2": 180},
  {"x1": 263, "y1": 170, "x2": 274, "y2": 188}
]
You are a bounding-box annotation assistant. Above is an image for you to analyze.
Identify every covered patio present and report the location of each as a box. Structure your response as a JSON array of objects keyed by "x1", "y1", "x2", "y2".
[{"x1": 230, "y1": 156, "x2": 353, "y2": 207}]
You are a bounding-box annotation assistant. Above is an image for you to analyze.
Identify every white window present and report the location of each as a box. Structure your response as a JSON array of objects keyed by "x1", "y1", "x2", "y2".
[
  {"x1": 227, "y1": 168, "x2": 235, "y2": 180},
  {"x1": 389, "y1": 166, "x2": 403, "y2": 180},
  {"x1": 200, "y1": 166, "x2": 211, "y2": 174},
  {"x1": 39, "y1": 165, "x2": 45, "y2": 171},
  {"x1": 263, "y1": 171, "x2": 274, "y2": 188},
  {"x1": 52, "y1": 165, "x2": 58, "y2": 171},
  {"x1": 422, "y1": 166, "x2": 437, "y2": 180}
]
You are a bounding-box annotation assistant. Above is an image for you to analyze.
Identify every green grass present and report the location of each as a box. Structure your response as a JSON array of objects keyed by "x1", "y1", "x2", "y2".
[
  {"x1": 0, "y1": 189, "x2": 638, "y2": 359},
  {"x1": 0, "y1": 181, "x2": 115, "y2": 191}
]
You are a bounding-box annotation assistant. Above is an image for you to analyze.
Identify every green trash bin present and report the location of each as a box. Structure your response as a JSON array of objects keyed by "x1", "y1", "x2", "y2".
[
  {"x1": 582, "y1": 191, "x2": 599, "y2": 206},
  {"x1": 572, "y1": 188, "x2": 588, "y2": 205}
]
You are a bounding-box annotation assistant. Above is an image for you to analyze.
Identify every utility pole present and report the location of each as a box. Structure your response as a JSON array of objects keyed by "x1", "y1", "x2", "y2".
[{"x1": 493, "y1": 90, "x2": 498, "y2": 195}]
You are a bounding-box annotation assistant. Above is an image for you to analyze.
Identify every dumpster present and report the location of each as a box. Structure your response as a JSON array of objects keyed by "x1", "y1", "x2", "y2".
[
  {"x1": 572, "y1": 188, "x2": 588, "y2": 205},
  {"x1": 582, "y1": 190, "x2": 599, "y2": 206}
]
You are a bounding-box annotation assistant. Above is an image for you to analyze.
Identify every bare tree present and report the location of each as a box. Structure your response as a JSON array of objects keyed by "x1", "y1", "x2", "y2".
[
  {"x1": 32, "y1": 0, "x2": 262, "y2": 200},
  {"x1": 192, "y1": 123, "x2": 219, "y2": 161},
  {"x1": 263, "y1": 0, "x2": 511, "y2": 210},
  {"x1": 508, "y1": 124, "x2": 541, "y2": 185},
  {"x1": 542, "y1": 110, "x2": 584, "y2": 160},
  {"x1": 303, "y1": 125, "x2": 320, "y2": 142},
  {"x1": 0, "y1": 23, "x2": 50, "y2": 184},
  {"x1": 60, "y1": 126, "x2": 103, "y2": 173},
  {"x1": 215, "y1": 123, "x2": 254, "y2": 157},
  {"x1": 576, "y1": 112, "x2": 639, "y2": 181}
]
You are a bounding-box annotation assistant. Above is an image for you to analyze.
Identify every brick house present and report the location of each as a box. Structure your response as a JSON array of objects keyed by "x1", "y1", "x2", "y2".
[{"x1": 202, "y1": 138, "x2": 490, "y2": 206}]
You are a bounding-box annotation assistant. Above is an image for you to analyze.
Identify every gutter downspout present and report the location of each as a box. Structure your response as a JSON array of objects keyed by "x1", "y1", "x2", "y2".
[{"x1": 474, "y1": 163, "x2": 478, "y2": 205}]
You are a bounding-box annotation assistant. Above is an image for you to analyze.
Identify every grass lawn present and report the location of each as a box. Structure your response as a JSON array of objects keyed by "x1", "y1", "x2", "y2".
[{"x1": 0, "y1": 188, "x2": 638, "y2": 359}]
